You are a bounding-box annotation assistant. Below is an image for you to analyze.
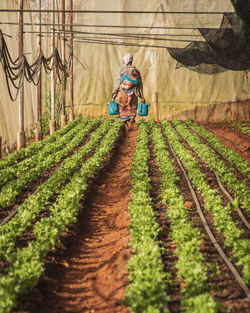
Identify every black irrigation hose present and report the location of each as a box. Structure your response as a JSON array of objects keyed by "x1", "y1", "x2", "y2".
[
  {"x1": 173, "y1": 123, "x2": 250, "y2": 231},
  {"x1": 213, "y1": 171, "x2": 250, "y2": 230},
  {"x1": 0, "y1": 187, "x2": 40, "y2": 227},
  {"x1": 167, "y1": 137, "x2": 250, "y2": 301},
  {"x1": 0, "y1": 30, "x2": 68, "y2": 101},
  {"x1": 0, "y1": 207, "x2": 19, "y2": 227},
  {"x1": 177, "y1": 133, "x2": 250, "y2": 231}
]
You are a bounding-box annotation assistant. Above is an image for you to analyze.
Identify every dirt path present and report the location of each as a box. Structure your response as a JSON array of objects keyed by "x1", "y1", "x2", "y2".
[{"x1": 15, "y1": 127, "x2": 138, "y2": 313}]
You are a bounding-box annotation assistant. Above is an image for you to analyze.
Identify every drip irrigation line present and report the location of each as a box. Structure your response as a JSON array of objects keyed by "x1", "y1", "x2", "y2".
[
  {"x1": 173, "y1": 122, "x2": 250, "y2": 231},
  {"x1": 213, "y1": 171, "x2": 250, "y2": 230},
  {"x1": 0, "y1": 21, "x2": 199, "y2": 30},
  {"x1": 0, "y1": 187, "x2": 40, "y2": 227},
  {"x1": 0, "y1": 207, "x2": 19, "y2": 226},
  {"x1": 178, "y1": 128, "x2": 250, "y2": 231},
  {"x1": 0, "y1": 9, "x2": 232, "y2": 14},
  {"x1": 167, "y1": 136, "x2": 250, "y2": 301}
]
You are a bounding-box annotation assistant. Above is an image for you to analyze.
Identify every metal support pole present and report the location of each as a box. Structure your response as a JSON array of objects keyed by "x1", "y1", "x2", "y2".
[
  {"x1": 50, "y1": 0, "x2": 56, "y2": 134},
  {"x1": 154, "y1": 92, "x2": 160, "y2": 122},
  {"x1": 61, "y1": 0, "x2": 67, "y2": 127},
  {"x1": 0, "y1": 137, "x2": 2, "y2": 158},
  {"x1": 36, "y1": 0, "x2": 43, "y2": 141},
  {"x1": 69, "y1": 0, "x2": 74, "y2": 121},
  {"x1": 17, "y1": 0, "x2": 25, "y2": 150}
]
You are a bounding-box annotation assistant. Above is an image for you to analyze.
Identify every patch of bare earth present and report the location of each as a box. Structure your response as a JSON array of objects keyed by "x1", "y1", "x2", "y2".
[
  {"x1": 201, "y1": 122, "x2": 250, "y2": 164},
  {"x1": 14, "y1": 126, "x2": 138, "y2": 313}
]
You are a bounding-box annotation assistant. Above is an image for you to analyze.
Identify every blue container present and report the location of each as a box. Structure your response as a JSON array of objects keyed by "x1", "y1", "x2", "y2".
[
  {"x1": 109, "y1": 100, "x2": 119, "y2": 115},
  {"x1": 138, "y1": 101, "x2": 148, "y2": 116}
]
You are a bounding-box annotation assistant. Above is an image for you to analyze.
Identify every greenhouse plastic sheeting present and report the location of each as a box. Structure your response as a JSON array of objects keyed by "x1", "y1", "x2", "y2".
[{"x1": 0, "y1": 0, "x2": 250, "y2": 148}]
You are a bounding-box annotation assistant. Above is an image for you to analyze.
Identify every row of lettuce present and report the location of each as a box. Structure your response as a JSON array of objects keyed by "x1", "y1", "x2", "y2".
[
  {"x1": 0, "y1": 119, "x2": 102, "y2": 208},
  {"x1": 232, "y1": 121, "x2": 250, "y2": 137},
  {"x1": 125, "y1": 119, "x2": 249, "y2": 312},
  {"x1": 124, "y1": 120, "x2": 220, "y2": 313},
  {"x1": 163, "y1": 120, "x2": 250, "y2": 283},
  {"x1": 0, "y1": 118, "x2": 122, "y2": 313},
  {"x1": 0, "y1": 117, "x2": 249, "y2": 313}
]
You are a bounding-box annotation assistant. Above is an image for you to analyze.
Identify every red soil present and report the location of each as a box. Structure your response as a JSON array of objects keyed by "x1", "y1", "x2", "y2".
[
  {"x1": 202, "y1": 122, "x2": 250, "y2": 164},
  {"x1": 15, "y1": 127, "x2": 138, "y2": 313},
  {"x1": 9, "y1": 120, "x2": 250, "y2": 313}
]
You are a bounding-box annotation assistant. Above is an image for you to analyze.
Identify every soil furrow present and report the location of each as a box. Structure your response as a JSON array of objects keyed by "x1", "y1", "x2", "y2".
[
  {"x1": 185, "y1": 122, "x2": 250, "y2": 186},
  {"x1": 148, "y1": 138, "x2": 181, "y2": 313},
  {"x1": 14, "y1": 126, "x2": 137, "y2": 313},
  {"x1": 0, "y1": 125, "x2": 99, "y2": 224},
  {"x1": 162, "y1": 126, "x2": 250, "y2": 312},
  {"x1": 172, "y1": 124, "x2": 250, "y2": 237},
  {"x1": 201, "y1": 122, "x2": 250, "y2": 164}
]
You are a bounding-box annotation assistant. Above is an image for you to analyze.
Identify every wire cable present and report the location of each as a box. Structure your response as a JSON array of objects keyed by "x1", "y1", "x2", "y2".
[
  {"x1": 0, "y1": 9, "x2": 232, "y2": 14},
  {"x1": 0, "y1": 21, "x2": 200, "y2": 30}
]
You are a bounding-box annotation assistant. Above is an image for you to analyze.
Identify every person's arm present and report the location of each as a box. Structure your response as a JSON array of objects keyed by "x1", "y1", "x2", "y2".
[
  {"x1": 135, "y1": 75, "x2": 145, "y2": 103},
  {"x1": 139, "y1": 88, "x2": 145, "y2": 103},
  {"x1": 112, "y1": 68, "x2": 123, "y2": 99}
]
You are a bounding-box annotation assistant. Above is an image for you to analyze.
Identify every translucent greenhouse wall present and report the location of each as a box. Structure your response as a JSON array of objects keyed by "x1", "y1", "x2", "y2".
[{"x1": 0, "y1": 0, "x2": 250, "y2": 148}]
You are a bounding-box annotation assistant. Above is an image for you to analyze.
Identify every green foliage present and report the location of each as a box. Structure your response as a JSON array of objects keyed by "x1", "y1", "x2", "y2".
[
  {"x1": 162, "y1": 119, "x2": 250, "y2": 285},
  {"x1": 175, "y1": 119, "x2": 250, "y2": 212},
  {"x1": 232, "y1": 121, "x2": 250, "y2": 136},
  {"x1": 0, "y1": 120, "x2": 88, "y2": 189},
  {"x1": 186, "y1": 119, "x2": 250, "y2": 179},
  {"x1": 0, "y1": 118, "x2": 122, "y2": 313},
  {"x1": 182, "y1": 293, "x2": 220, "y2": 313},
  {"x1": 124, "y1": 119, "x2": 170, "y2": 313},
  {"x1": 0, "y1": 119, "x2": 78, "y2": 170},
  {"x1": 0, "y1": 118, "x2": 112, "y2": 260},
  {"x1": 148, "y1": 119, "x2": 219, "y2": 312},
  {"x1": 41, "y1": 117, "x2": 50, "y2": 136},
  {"x1": 0, "y1": 119, "x2": 104, "y2": 208}
]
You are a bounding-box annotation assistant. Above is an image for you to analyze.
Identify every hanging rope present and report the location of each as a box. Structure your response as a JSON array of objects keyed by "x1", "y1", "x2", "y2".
[{"x1": 0, "y1": 29, "x2": 69, "y2": 101}]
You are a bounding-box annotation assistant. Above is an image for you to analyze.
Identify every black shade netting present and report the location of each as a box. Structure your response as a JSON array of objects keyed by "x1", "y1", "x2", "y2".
[{"x1": 167, "y1": 0, "x2": 250, "y2": 72}]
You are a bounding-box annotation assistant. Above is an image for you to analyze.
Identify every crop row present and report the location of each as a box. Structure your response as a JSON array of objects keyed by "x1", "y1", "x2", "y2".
[
  {"x1": 233, "y1": 122, "x2": 250, "y2": 136},
  {"x1": 124, "y1": 119, "x2": 169, "y2": 313},
  {"x1": 0, "y1": 119, "x2": 100, "y2": 208},
  {"x1": 0, "y1": 118, "x2": 114, "y2": 260},
  {"x1": 173, "y1": 119, "x2": 250, "y2": 213},
  {"x1": 185, "y1": 119, "x2": 249, "y2": 178},
  {"x1": 0, "y1": 118, "x2": 122, "y2": 313},
  {"x1": 0, "y1": 119, "x2": 79, "y2": 170},
  {"x1": 162, "y1": 120, "x2": 250, "y2": 284},
  {"x1": 0, "y1": 119, "x2": 91, "y2": 188},
  {"x1": 148, "y1": 120, "x2": 219, "y2": 313}
]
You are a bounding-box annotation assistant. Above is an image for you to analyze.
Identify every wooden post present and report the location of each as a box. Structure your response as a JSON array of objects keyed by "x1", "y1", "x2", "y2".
[
  {"x1": 50, "y1": 0, "x2": 56, "y2": 134},
  {"x1": 61, "y1": 0, "x2": 67, "y2": 127},
  {"x1": 36, "y1": 0, "x2": 43, "y2": 141},
  {"x1": 154, "y1": 92, "x2": 160, "y2": 122},
  {"x1": 69, "y1": 0, "x2": 74, "y2": 122},
  {"x1": 17, "y1": 0, "x2": 25, "y2": 150}
]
